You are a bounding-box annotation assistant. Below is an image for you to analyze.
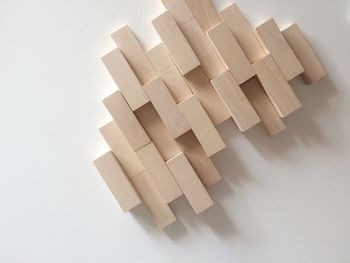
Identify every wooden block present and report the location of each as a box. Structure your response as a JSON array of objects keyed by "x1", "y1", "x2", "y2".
[
  {"x1": 282, "y1": 24, "x2": 327, "y2": 85},
  {"x1": 241, "y1": 77, "x2": 286, "y2": 136},
  {"x1": 94, "y1": 152, "x2": 141, "y2": 212},
  {"x1": 211, "y1": 71, "x2": 260, "y2": 132},
  {"x1": 101, "y1": 49, "x2": 149, "y2": 110},
  {"x1": 256, "y1": 19, "x2": 304, "y2": 81},
  {"x1": 166, "y1": 153, "x2": 213, "y2": 214},
  {"x1": 136, "y1": 143, "x2": 182, "y2": 203},
  {"x1": 152, "y1": 11, "x2": 200, "y2": 75},
  {"x1": 207, "y1": 22, "x2": 256, "y2": 84},
  {"x1": 185, "y1": 0, "x2": 221, "y2": 31},
  {"x1": 161, "y1": 0, "x2": 194, "y2": 25},
  {"x1": 178, "y1": 96, "x2": 226, "y2": 156},
  {"x1": 253, "y1": 54, "x2": 301, "y2": 118},
  {"x1": 144, "y1": 78, "x2": 190, "y2": 138},
  {"x1": 185, "y1": 67, "x2": 231, "y2": 125},
  {"x1": 219, "y1": 4, "x2": 266, "y2": 63},
  {"x1": 131, "y1": 171, "x2": 176, "y2": 229},
  {"x1": 103, "y1": 91, "x2": 150, "y2": 151},
  {"x1": 181, "y1": 18, "x2": 225, "y2": 79}
]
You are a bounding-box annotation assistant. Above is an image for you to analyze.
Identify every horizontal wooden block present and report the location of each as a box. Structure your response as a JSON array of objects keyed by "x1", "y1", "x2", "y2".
[
  {"x1": 103, "y1": 91, "x2": 150, "y2": 151},
  {"x1": 211, "y1": 71, "x2": 260, "y2": 132},
  {"x1": 101, "y1": 49, "x2": 149, "y2": 110},
  {"x1": 256, "y1": 19, "x2": 304, "y2": 81},
  {"x1": 161, "y1": 0, "x2": 194, "y2": 25},
  {"x1": 207, "y1": 22, "x2": 256, "y2": 84},
  {"x1": 282, "y1": 24, "x2": 327, "y2": 85},
  {"x1": 178, "y1": 96, "x2": 226, "y2": 156},
  {"x1": 253, "y1": 54, "x2": 301, "y2": 118},
  {"x1": 152, "y1": 11, "x2": 200, "y2": 75},
  {"x1": 185, "y1": 0, "x2": 221, "y2": 31},
  {"x1": 94, "y1": 152, "x2": 141, "y2": 212},
  {"x1": 166, "y1": 153, "x2": 213, "y2": 214}
]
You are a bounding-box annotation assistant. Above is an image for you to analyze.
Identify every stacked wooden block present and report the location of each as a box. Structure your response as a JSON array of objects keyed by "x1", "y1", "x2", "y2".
[{"x1": 94, "y1": 0, "x2": 327, "y2": 230}]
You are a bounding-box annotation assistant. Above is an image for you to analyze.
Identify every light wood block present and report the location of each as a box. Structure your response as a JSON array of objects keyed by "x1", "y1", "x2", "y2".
[
  {"x1": 185, "y1": 0, "x2": 221, "y2": 31},
  {"x1": 282, "y1": 24, "x2": 327, "y2": 85},
  {"x1": 253, "y1": 54, "x2": 301, "y2": 118},
  {"x1": 94, "y1": 152, "x2": 141, "y2": 212},
  {"x1": 207, "y1": 22, "x2": 256, "y2": 85},
  {"x1": 211, "y1": 71, "x2": 260, "y2": 132},
  {"x1": 101, "y1": 49, "x2": 149, "y2": 110},
  {"x1": 152, "y1": 11, "x2": 200, "y2": 75},
  {"x1": 161, "y1": 0, "x2": 194, "y2": 25},
  {"x1": 103, "y1": 91, "x2": 150, "y2": 151},
  {"x1": 131, "y1": 171, "x2": 176, "y2": 229},
  {"x1": 256, "y1": 19, "x2": 304, "y2": 81},
  {"x1": 144, "y1": 78, "x2": 190, "y2": 138},
  {"x1": 219, "y1": 4, "x2": 266, "y2": 63},
  {"x1": 136, "y1": 143, "x2": 182, "y2": 203},
  {"x1": 178, "y1": 96, "x2": 226, "y2": 156}
]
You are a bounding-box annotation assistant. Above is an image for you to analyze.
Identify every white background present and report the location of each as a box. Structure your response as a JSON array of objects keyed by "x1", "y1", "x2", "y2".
[{"x1": 1, "y1": 0, "x2": 350, "y2": 262}]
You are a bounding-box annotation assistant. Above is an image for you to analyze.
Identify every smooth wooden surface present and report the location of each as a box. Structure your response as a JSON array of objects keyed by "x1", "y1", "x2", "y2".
[
  {"x1": 166, "y1": 153, "x2": 213, "y2": 214},
  {"x1": 185, "y1": 0, "x2": 221, "y2": 31},
  {"x1": 161, "y1": 0, "x2": 193, "y2": 25}
]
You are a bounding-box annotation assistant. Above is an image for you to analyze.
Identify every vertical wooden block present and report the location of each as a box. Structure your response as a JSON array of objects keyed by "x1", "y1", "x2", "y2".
[
  {"x1": 185, "y1": 0, "x2": 221, "y2": 31},
  {"x1": 94, "y1": 152, "x2": 141, "y2": 212},
  {"x1": 103, "y1": 91, "x2": 150, "y2": 151},
  {"x1": 211, "y1": 71, "x2": 260, "y2": 132},
  {"x1": 256, "y1": 19, "x2": 304, "y2": 81},
  {"x1": 161, "y1": 0, "x2": 194, "y2": 25},
  {"x1": 253, "y1": 54, "x2": 301, "y2": 118},
  {"x1": 282, "y1": 24, "x2": 327, "y2": 85},
  {"x1": 152, "y1": 11, "x2": 200, "y2": 75},
  {"x1": 178, "y1": 96, "x2": 226, "y2": 156},
  {"x1": 101, "y1": 49, "x2": 149, "y2": 110},
  {"x1": 207, "y1": 22, "x2": 256, "y2": 84}
]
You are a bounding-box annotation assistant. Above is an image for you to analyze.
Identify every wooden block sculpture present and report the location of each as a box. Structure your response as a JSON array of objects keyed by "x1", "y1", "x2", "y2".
[{"x1": 94, "y1": 1, "x2": 327, "y2": 230}]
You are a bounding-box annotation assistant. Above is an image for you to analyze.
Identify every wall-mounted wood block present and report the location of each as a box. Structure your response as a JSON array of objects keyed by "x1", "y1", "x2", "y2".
[
  {"x1": 211, "y1": 71, "x2": 260, "y2": 132},
  {"x1": 152, "y1": 11, "x2": 200, "y2": 75},
  {"x1": 103, "y1": 91, "x2": 150, "y2": 151},
  {"x1": 207, "y1": 22, "x2": 256, "y2": 85},
  {"x1": 178, "y1": 96, "x2": 226, "y2": 156},
  {"x1": 94, "y1": 152, "x2": 141, "y2": 212},
  {"x1": 219, "y1": 4, "x2": 266, "y2": 63},
  {"x1": 253, "y1": 54, "x2": 301, "y2": 118},
  {"x1": 101, "y1": 49, "x2": 149, "y2": 110},
  {"x1": 282, "y1": 24, "x2": 327, "y2": 85},
  {"x1": 256, "y1": 19, "x2": 304, "y2": 81},
  {"x1": 144, "y1": 78, "x2": 190, "y2": 138},
  {"x1": 136, "y1": 143, "x2": 182, "y2": 203},
  {"x1": 161, "y1": 0, "x2": 194, "y2": 25}
]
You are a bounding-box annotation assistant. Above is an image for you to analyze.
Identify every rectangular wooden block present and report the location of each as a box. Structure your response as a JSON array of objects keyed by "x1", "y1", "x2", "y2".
[
  {"x1": 101, "y1": 49, "x2": 149, "y2": 110},
  {"x1": 152, "y1": 11, "x2": 200, "y2": 75},
  {"x1": 166, "y1": 153, "x2": 213, "y2": 214},
  {"x1": 256, "y1": 19, "x2": 304, "y2": 81},
  {"x1": 94, "y1": 152, "x2": 141, "y2": 212},
  {"x1": 185, "y1": 0, "x2": 221, "y2": 31},
  {"x1": 103, "y1": 91, "x2": 150, "y2": 151},
  {"x1": 253, "y1": 54, "x2": 301, "y2": 118},
  {"x1": 282, "y1": 24, "x2": 327, "y2": 85},
  {"x1": 144, "y1": 78, "x2": 190, "y2": 138},
  {"x1": 211, "y1": 71, "x2": 260, "y2": 132},
  {"x1": 178, "y1": 96, "x2": 226, "y2": 156},
  {"x1": 161, "y1": 0, "x2": 194, "y2": 25},
  {"x1": 207, "y1": 22, "x2": 256, "y2": 84}
]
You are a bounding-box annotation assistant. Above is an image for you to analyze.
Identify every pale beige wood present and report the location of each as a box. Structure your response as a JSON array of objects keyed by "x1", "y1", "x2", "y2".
[
  {"x1": 131, "y1": 171, "x2": 176, "y2": 229},
  {"x1": 161, "y1": 0, "x2": 194, "y2": 25},
  {"x1": 211, "y1": 71, "x2": 260, "y2": 132},
  {"x1": 144, "y1": 78, "x2": 190, "y2": 138},
  {"x1": 178, "y1": 96, "x2": 226, "y2": 156},
  {"x1": 103, "y1": 91, "x2": 150, "y2": 151},
  {"x1": 282, "y1": 24, "x2": 327, "y2": 85},
  {"x1": 253, "y1": 54, "x2": 301, "y2": 118},
  {"x1": 241, "y1": 77, "x2": 286, "y2": 136},
  {"x1": 136, "y1": 143, "x2": 182, "y2": 203},
  {"x1": 166, "y1": 153, "x2": 213, "y2": 214},
  {"x1": 256, "y1": 19, "x2": 304, "y2": 81},
  {"x1": 181, "y1": 18, "x2": 225, "y2": 79},
  {"x1": 152, "y1": 11, "x2": 200, "y2": 75},
  {"x1": 94, "y1": 152, "x2": 141, "y2": 212},
  {"x1": 185, "y1": 0, "x2": 221, "y2": 31},
  {"x1": 101, "y1": 49, "x2": 149, "y2": 110},
  {"x1": 219, "y1": 4, "x2": 266, "y2": 63},
  {"x1": 207, "y1": 22, "x2": 256, "y2": 85}
]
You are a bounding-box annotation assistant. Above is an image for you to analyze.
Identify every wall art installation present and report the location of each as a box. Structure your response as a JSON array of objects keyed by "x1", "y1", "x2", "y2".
[{"x1": 93, "y1": 0, "x2": 327, "y2": 230}]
